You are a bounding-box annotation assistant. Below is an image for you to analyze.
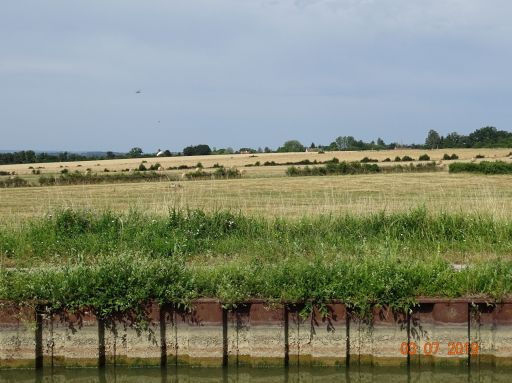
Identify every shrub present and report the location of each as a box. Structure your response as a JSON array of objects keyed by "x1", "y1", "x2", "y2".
[
  {"x1": 39, "y1": 175, "x2": 57, "y2": 186},
  {"x1": 287, "y1": 161, "x2": 380, "y2": 176},
  {"x1": 60, "y1": 168, "x2": 69, "y2": 174},
  {"x1": 0, "y1": 171, "x2": 10, "y2": 176},
  {"x1": 449, "y1": 161, "x2": 512, "y2": 174},
  {"x1": 103, "y1": 168, "x2": 109, "y2": 172},
  {"x1": 418, "y1": 154, "x2": 430, "y2": 161},
  {"x1": 475, "y1": 154, "x2": 485, "y2": 159},
  {"x1": 443, "y1": 153, "x2": 459, "y2": 160},
  {"x1": 0, "y1": 176, "x2": 29, "y2": 188},
  {"x1": 401, "y1": 155, "x2": 414, "y2": 161},
  {"x1": 360, "y1": 157, "x2": 378, "y2": 163},
  {"x1": 383, "y1": 158, "x2": 391, "y2": 162},
  {"x1": 186, "y1": 166, "x2": 242, "y2": 180},
  {"x1": 138, "y1": 163, "x2": 147, "y2": 171},
  {"x1": 394, "y1": 156, "x2": 401, "y2": 162},
  {"x1": 214, "y1": 167, "x2": 241, "y2": 179},
  {"x1": 196, "y1": 162, "x2": 204, "y2": 169}
]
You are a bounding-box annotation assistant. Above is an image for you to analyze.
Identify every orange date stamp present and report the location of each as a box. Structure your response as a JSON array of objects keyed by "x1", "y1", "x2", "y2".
[{"x1": 400, "y1": 342, "x2": 479, "y2": 356}]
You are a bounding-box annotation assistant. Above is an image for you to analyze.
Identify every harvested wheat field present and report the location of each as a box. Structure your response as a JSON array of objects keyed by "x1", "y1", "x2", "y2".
[
  {"x1": 1, "y1": 172, "x2": 512, "y2": 223},
  {"x1": 1, "y1": 148, "x2": 510, "y2": 176}
]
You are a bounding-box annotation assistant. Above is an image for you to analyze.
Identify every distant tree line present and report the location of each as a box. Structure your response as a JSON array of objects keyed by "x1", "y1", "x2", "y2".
[
  {"x1": 423, "y1": 127, "x2": 512, "y2": 149},
  {"x1": 1, "y1": 126, "x2": 511, "y2": 165}
]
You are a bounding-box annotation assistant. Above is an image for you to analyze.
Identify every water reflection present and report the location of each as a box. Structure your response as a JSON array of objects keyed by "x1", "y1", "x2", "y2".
[{"x1": 0, "y1": 366, "x2": 511, "y2": 383}]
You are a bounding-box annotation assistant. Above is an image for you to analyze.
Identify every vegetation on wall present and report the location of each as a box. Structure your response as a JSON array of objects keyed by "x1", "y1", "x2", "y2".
[{"x1": 1, "y1": 208, "x2": 512, "y2": 317}]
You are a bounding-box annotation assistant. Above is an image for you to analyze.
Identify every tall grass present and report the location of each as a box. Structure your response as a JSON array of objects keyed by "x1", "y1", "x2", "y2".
[
  {"x1": 1, "y1": 209, "x2": 512, "y2": 317},
  {"x1": 2, "y1": 208, "x2": 512, "y2": 265}
]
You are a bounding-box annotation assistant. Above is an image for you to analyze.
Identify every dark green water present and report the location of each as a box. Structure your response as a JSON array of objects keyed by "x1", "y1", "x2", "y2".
[{"x1": 1, "y1": 367, "x2": 511, "y2": 383}]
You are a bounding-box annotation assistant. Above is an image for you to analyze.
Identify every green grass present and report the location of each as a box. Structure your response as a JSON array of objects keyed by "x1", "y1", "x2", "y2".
[
  {"x1": 1, "y1": 209, "x2": 511, "y2": 318},
  {"x1": 2, "y1": 208, "x2": 512, "y2": 266}
]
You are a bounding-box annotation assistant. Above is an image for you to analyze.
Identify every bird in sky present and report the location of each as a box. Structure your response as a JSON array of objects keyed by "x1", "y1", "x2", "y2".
[{"x1": 135, "y1": 89, "x2": 142, "y2": 94}]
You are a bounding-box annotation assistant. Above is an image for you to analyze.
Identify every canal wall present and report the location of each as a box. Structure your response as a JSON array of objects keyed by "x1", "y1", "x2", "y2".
[{"x1": 1, "y1": 299, "x2": 511, "y2": 368}]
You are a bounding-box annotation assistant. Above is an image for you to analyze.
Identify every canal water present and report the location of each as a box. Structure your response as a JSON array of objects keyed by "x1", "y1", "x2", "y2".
[{"x1": 0, "y1": 366, "x2": 511, "y2": 383}]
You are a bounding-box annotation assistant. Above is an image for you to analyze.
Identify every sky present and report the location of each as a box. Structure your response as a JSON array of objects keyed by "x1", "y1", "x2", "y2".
[{"x1": 1, "y1": 0, "x2": 512, "y2": 152}]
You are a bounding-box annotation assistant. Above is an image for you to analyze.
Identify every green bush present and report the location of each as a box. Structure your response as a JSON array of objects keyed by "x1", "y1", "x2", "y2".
[
  {"x1": 418, "y1": 154, "x2": 430, "y2": 161},
  {"x1": 185, "y1": 166, "x2": 242, "y2": 180},
  {"x1": 443, "y1": 153, "x2": 459, "y2": 160},
  {"x1": 360, "y1": 157, "x2": 378, "y2": 163},
  {"x1": 0, "y1": 176, "x2": 29, "y2": 188},
  {"x1": 401, "y1": 155, "x2": 414, "y2": 161},
  {"x1": 394, "y1": 156, "x2": 401, "y2": 162},
  {"x1": 287, "y1": 161, "x2": 380, "y2": 176},
  {"x1": 149, "y1": 163, "x2": 161, "y2": 171},
  {"x1": 449, "y1": 161, "x2": 512, "y2": 174}
]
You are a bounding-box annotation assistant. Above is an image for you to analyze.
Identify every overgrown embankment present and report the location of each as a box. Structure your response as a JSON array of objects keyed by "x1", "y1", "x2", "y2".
[{"x1": 1, "y1": 209, "x2": 511, "y2": 317}]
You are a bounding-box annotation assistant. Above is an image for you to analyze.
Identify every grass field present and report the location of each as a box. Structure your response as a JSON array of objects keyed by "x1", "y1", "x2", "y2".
[
  {"x1": 2, "y1": 149, "x2": 512, "y2": 314},
  {"x1": 1, "y1": 173, "x2": 512, "y2": 222},
  {"x1": 1, "y1": 209, "x2": 512, "y2": 316}
]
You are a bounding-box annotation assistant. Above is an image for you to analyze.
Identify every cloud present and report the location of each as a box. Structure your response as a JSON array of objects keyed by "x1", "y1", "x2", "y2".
[{"x1": 0, "y1": 0, "x2": 511, "y2": 151}]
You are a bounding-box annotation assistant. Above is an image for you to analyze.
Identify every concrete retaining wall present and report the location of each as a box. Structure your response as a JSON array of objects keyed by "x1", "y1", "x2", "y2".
[{"x1": 1, "y1": 299, "x2": 511, "y2": 368}]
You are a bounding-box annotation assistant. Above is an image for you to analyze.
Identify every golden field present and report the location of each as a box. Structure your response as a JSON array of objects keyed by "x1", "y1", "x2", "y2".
[
  {"x1": 1, "y1": 148, "x2": 511, "y2": 177},
  {"x1": 1, "y1": 172, "x2": 512, "y2": 223},
  {"x1": 1, "y1": 149, "x2": 512, "y2": 223}
]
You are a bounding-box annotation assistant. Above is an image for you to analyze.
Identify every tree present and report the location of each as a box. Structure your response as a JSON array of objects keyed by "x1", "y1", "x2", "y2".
[
  {"x1": 128, "y1": 147, "x2": 143, "y2": 158},
  {"x1": 183, "y1": 144, "x2": 212, "y2": 156},
  {"x1": 239, "y1": 147, "x2": 257, "y2": 154},
  {"x1": 425, "y1": 130, "x2": 441, "y2": 149},
  {"x1": 334, "y1": 136, "x2": 358, "y2": 150},
  {"x1": 376, "y1": 138, "x2": 385, "y2": 147},
  {"x1": 277, "y1": 140, "x2": 305, "y2": 153},
  {"x1": 106, "y1": 151, "x2": 115, "y2": 159},
  {"x1": 444, "y1": 132, "x2": 465, "y2": 148}
]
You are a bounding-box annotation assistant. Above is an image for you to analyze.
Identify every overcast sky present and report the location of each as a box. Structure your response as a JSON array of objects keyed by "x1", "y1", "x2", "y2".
[{"x1": 1, "y1": 0, "x2": 511, "y2": 152}]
